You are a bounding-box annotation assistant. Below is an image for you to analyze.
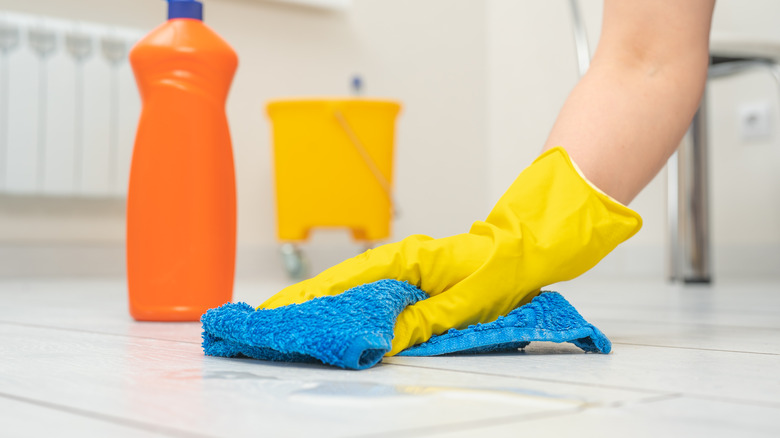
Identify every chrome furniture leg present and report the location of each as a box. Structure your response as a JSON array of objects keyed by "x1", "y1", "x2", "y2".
[{"x1": 669, "y1": 92, "x2": 711, "y2": 283}]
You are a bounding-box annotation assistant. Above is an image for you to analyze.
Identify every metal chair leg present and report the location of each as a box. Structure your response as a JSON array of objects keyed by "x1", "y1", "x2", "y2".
[{"x1": 668, "y1": 93, "x2": 712, "y2": 283}]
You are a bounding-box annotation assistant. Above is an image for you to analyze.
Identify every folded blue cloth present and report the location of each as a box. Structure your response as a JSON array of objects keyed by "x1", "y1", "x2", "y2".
[
  {"x1": 398, "y1": 290, "x2": 611, "y2": 356},
  {"x1": 201, "y1": 280, "x2": 610, "y2": 370},
  {"x1": 202, "y1": 280, "x2": 427, "y2": 370}
]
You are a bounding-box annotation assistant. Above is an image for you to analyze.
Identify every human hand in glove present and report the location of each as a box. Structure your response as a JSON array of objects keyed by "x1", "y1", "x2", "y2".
[{"x1": 260, "y1": 147, "x2": 642, "y2": 356}]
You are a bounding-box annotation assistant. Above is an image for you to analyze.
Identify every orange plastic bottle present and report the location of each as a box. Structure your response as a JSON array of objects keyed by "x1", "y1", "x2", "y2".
[{"x1": 126, "y1": 0, "x2": 238, "y2": 321}]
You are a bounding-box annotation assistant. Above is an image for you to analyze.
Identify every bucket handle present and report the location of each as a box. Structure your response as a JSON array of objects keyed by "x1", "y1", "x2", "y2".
[{"x1": 333, "y1": 109, "x2": 399, "y2": 218}]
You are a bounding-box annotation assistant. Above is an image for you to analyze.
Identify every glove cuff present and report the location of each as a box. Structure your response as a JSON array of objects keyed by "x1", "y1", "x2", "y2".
[
  {"x1": 567, "y1": 151, "x2": 629, "y2": 208},
  {"x1": 484, "y1": 146, "x2": 643, "y2": 286},
  {"x1": 529, "y1": 146, "x2": 643, "y2": 237}
]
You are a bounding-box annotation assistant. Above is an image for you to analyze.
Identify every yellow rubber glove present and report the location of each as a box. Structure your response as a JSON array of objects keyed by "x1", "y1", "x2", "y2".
[{"x1": 260, "y1": 146, "x2": 642, "y2": 356}]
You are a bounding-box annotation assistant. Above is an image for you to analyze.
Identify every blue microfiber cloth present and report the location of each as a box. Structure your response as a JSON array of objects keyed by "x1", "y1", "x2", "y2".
[
  {"x1": 201, "y1": 280, "x2": 428, "y2": 370},
  {"x1": 397, "y1": 290, "x2": 611, "y2": 356},
  {"x1": 201, "y1": 279, "x2": 610, "y2": 370}
]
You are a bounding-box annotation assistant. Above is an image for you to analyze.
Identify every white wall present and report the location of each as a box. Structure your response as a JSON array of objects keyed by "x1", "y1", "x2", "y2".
[
  {"x1": 0, "y1": 0, "x2": 488, "y2": 277},
  {"x1": 707, "y1": 0, "x2": 780, "y2": 276},
  {"x1": 1, "y1": 0, "x2": 778, "y2": 279}
]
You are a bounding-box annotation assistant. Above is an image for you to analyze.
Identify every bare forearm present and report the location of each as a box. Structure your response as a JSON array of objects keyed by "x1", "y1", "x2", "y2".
[{"x1": 543, "y1": 0, "x2": 715, "y2": 205}]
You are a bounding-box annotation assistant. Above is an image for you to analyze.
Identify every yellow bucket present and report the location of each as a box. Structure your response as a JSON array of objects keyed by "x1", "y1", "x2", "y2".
[{"x1": 267, "y1": 99, "x2": 402, "y2": 242}]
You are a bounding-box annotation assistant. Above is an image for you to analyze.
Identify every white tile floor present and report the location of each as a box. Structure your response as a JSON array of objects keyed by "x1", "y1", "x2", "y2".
[{"x1": 1, "y1": 276, "x2": 779, "y2": 437}]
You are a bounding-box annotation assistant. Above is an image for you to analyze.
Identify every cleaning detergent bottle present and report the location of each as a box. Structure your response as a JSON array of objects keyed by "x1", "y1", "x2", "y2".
[{"x1": 126, "y1": 0, "x2": 238, "y2": 321}]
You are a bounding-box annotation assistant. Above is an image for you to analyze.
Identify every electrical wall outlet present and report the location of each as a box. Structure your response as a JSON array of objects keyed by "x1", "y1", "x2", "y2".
[{"x1": 738, "y1": 101, "x2": 772, "y2": 141}]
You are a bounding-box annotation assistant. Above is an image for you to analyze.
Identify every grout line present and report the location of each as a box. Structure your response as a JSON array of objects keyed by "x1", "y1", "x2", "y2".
[
  {"x1": 0, "y1": 391, "x2": 217, "y2": 438},
  {"x1": 590, "y1": 392, "x2": 684, "y2": 409},
  {"x1": 683, "y1": 394, "x2": 780, "y2": 410},
  {"x1": 349, "y1": 392, "x2": 687, "y2": 438},
  {"x1": 612, "y1": 341, "x2": 780, "y2": 356},
  {"x1": 385, "y1": 362, "x2": 780, "y2": 410},
  {"x1": 584, "y1": 306, "x2": 780, "y2": 321},
  {"x1": 346, "y1": 406, "x2": 586, "y2": 438},
  {"x1": 575, "y1": 298, "x2": 780, "y2": 311},
  {"x1": 384, "y1": 362, "x2": 671, "y2": 396},
  {"x1": 614, "y1": 391, "x2": 780, "y2": 410},
  {"x1": 596, "y1": 316, "x2": 780, "y2": 332},
  {"x1": 0, "y1": 320, "x2": 201, "y2": 345}
]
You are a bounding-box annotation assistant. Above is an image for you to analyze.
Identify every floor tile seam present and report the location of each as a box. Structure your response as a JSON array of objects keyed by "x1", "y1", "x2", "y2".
[
  {"x1": 353, "y1": 393, "x2": 699, "y2": 438},
  {"x1": 595, "y1": 317, "x2": 780, "y2": 331},
  {"x1": 384, "y1": 362, "x2": 670, "y2": 396},
  {"x1": 585, "y1": 392, "x2": 684, "y2": 410},
  {"x1": 0, "y1": 320, "x2": 201, "y2": 345},
  {"x1": 502, "y1": 392, "x2": 685, "y2": 425},
  {"x1": 0, "y1": 391, "x2": 216, "y2": 438},
  {"x1": 388, "y1": 363, "x2": 780, "y2": 408},
  {"x1": 682, "y1": 393, "x2": 780, "y2": 409},
  {"x1": 578, "y1": 304, "x2": 780, "y2": 316},
  {"x1": 344, "y1": 406, "x2": 586, "y2": 438},
  {"x1": 611, "y1": 341, "x2": 780, "y2": 356},
  {"x1": 539, "y1": 391, "x2": 681, "y2": 415}
]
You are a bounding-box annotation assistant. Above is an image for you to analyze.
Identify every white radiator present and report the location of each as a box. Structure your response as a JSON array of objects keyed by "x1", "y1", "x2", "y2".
[{"x1": 0, "y1": 11, "x2": 144, "y2": 198}]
